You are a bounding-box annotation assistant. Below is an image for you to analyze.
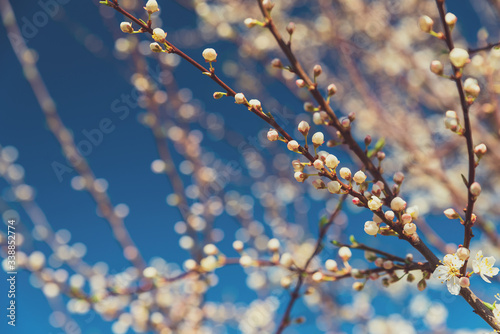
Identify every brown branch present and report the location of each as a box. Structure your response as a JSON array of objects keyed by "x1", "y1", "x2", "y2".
[
  {"x1": 468, "y1": 41, "x2": 500, "y2": 55},
  {"x1": 256, "y1": 1, "x2": 392, "y2": 197},
  {"x1": 434, "y1": 0, "x2": 476, "y2": 274},
  {"x1": 433, "y1": 0, "x2": 499, "y2": 331},
  {"x1": 275, "y1": 195, "x2": 346, "y2": 334}
]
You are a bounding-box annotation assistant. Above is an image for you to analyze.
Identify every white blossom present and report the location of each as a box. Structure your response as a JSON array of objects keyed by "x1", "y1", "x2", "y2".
[
  {"x1": 433, "y1": 253, "x2": 464, "y2": 295},
  {"x1": 472, "y1": 251, "x2": 499, "y2": 283}
]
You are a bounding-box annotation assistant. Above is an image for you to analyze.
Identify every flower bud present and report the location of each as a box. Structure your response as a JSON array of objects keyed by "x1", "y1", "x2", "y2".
[
  {"x1": 313, "y1": 159, "x2": 324, "y2": 170},
  {"x1": 153, "y1": 28, "x2": 167, "y2": 42},
  {"x1": 464, "y1": 78, "x2": 480, "y2": 98},
  {"x1": 407, "y1": 273, "x2": 415, "y2": 282},
  {"x1": 327, "y1": 83, "x2": 337, "y2": 96},
  {"x1": 364, "y1": 251, "x2": 377, "y2": 262},
  {"x1": 430, "y1": 60, "x2": 444, "y2": 75},
  {"x1": 339, "y1": 167, "x2": 351, "y2": 180},
  {"x1": 267, "y1": 129, "x2": 279, "y2": 141},
  {"x1": 353, "y1": 171, "x2": 367, "y2": 184},
  {"x1": 459, "y1": 276, "x2": 470, "y2": 288},
  {"x1": 418, "y1": 15, "x2": 434, "y2": 33},
  {"x1": 443, "y1": 208, "x2": 460, "y2": 219},
  {"x1": 325, "y1": 259, "x2": 338, "y2": 271},
  {"x1": 244, "y1": 18, "x2": 257, "y2": 28},
  {"x1": 327, "y1": 181, "x2": 341, "y2": 194},
  {"x1": 456, "y1": 247, "x2": 470, "y2": 261},
  {"x1": 267, "y1": 238, "x2": 280, "y2": 252},
  {"x1": 417, "y1": 279, "x2": 427, "y2": 291},
  {"x1": 390, "y1": 197, "x2": 406, "y2": 211},
  {"x1": 444, "y1": 110, "x2": 459, "y2": 130},
  {"x1": 313, "y1": 64, "x2": 322, "y2": 77},
  {"x1": 271, "y1": 58, "x2": 282, "y2": 68},
  {"x1": 312, "y1": 132, "x2": 324, "y2": 146},
  {"x1": 281, "y1": 276, "x2": 292, "y2": 288},
  {"x1": 239, "y1": 255, "x2": 253, "y2": 267},
  {"x1": 286, "y1": 22, "x2": 295, "y2": 34},
  {"x1": 202, "y1": 48, "x2": 217, "y2": 62},
  {"x1": 406, "y1": 206, "x2": 419, "y2": 220},
  {"x1": 304, "y1": 102, "x2": 314, "y2": 111},
  {"x1": 213, "y1": 92, "x2": 225, "y2": 99},
  {"x1": 377, "y1": 151, "x2": 385, "y2": 160},
  {"x1": 385, "y1": 210, "x2": 395, "y2": 221},
  {"x1": 312, "y1": 271, "x2": 324, "y2": 282},
  {"x1": 292, "y1": 159, "x2": 304, "y2": 172},
  {"x1": 445, "y1": 13, "x2": 457, "y2": 30},
  {"x1": 145, "y1": 0, "x2": 159, "y2": 14},
  {"x1": 296, "y1": 79, "x2": 306, "y2": 88},
  {"x1": 287, "y1": 140, "x2": 299, "y2": 151},
  {"x1": 404, "y1": 222, "x2": 417, "y2": 235},
  {"x1": 312, "y1": 179, "x2": 326, "y2": 189},
  {"x1": 203, "y1": 244, "x2": 218, "y2": 255},
  {"x1": 298, "y1": 121, "x2": 310, "y2": 136},
  {"x1": 449, "y1": 48, "x2": 470, "y2": 68},
  {"x1": 150, "y1": 42, "x2": 163, "y2": 53},
  {"x1": 312, "y1": 112, "x2": 322, "y2": 125},
  {"x1": 341, "y1": 118, "x2": 350, "y2": 128},
  {"x1": 325, "y1": 154, "x2": 340, "y2": 169},
  {"x1": 232, "y1": 240, "x2": 244, "y2": 252},
  {"x1": 234, "y1": 93, "x2": 246, "y2": 104},
  {"x1": 393, "y1": 172, "x2": 405, "y2": 184},
  {"x1": 120, "y1": 22, "x2": 133, "y2": 34},
  {"x1": 474, "y1": 143, "x2": 487, "y2": 157},
  {"x1": 401, "y1": 213, "x2": 413, "y2": 224},
  {"x1": 383, "y1": 260, "x2": 394, "y2": 270},
  {"x1": 262, "y1": 0, "x2": 274, "y2": 11},
  {"x1": 294, "y1": 172, "x2": 307, "y2": 183},
  {"x1": 406, "y1": 253, "x2": 414, "y2": 262},
  {"x1": 338, "y1": 246, "x2": 352, "y2": 261},
  {"x1": 200, "y1": 256, "x2": 218, "y2": 272},
  {"x1": 470, "y1": 182, "x2": 481, "y2": 196},
  {"x1": 352, "y1": 282, "x2": 364, "y2": 291},
  {"x1": 374, "y1": 258, "x2": 384, "y2": 267},
  {"x1": 382, "y1": 278, "x2": 390, "y2": 287},
  {"x1": 364, "y1": 221, "x2": 379, "y2": 236},
  {"x1": 368, "y1": 196, "x2": 382, "y2": 211},
  {"x1": 249, "y1": 99, "x2": 262, "y2": 111}
]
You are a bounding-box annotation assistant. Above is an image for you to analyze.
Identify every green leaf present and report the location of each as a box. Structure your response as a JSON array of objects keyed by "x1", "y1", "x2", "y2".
[
  {"x1": 331, "y1": 240, "x2": 340, "y2": 246},
  {"x1": 367, "y1": 137, "x2": 385, "y2": 158},
  {"x1": 483, "y1": 301, "x2": 495, "y2": 311},
  {"x1": 349, "y1": 235, "x2": 358, "y2": 245},
  {"x1": 461, "y1": 174, "x2": 469, "y2": 187},
  {"x1": 319, "y1": 216, "x2": 329, "y2": 228}
]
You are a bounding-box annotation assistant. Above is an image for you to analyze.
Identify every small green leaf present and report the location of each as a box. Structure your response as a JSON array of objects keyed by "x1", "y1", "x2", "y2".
[
  {"x1": 349, "y1": 235, "x2": 358, "y2": 245},
  {"x1": 319, "y1": 216, "x2": 329, "y2": 228},
  {"x1": 331, "y1": 240, "x2": 340, "y2": 246},
  {"x1": 483, "y1": 301, "x2": 495, "y2": 311},
  {"x1": 461, "y1": 174, "x2": 469, "y2": 187}
]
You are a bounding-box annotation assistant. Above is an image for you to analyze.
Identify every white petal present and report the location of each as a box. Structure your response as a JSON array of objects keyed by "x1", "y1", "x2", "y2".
[
  {"x1": 480, "y1": 272, "x2": 491, "y2": 283},
  {"x1": 432, "y1": 266, "x2": 449, "y2": 282},
  {"x1": 447, "y1": 276, "x2": 461, "y2": 295}
]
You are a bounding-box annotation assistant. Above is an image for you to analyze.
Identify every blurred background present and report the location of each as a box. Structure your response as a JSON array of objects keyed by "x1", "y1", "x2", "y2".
[{"x1": 1, "y1": 0, "x2": 500, "y2": 333}]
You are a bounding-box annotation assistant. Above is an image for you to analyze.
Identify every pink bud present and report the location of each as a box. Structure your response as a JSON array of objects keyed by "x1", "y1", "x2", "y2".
[{"x1": 267, "y1": 129, "x2": 279, "y2": 141}]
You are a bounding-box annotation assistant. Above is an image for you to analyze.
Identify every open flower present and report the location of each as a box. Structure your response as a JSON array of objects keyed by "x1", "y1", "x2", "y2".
[
  {"x1": 433, "y1": 253, "x2": 464, "y2": 295},
  {"x1": 472, "y1": 251, "x2": 499, "y2": 283}
]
